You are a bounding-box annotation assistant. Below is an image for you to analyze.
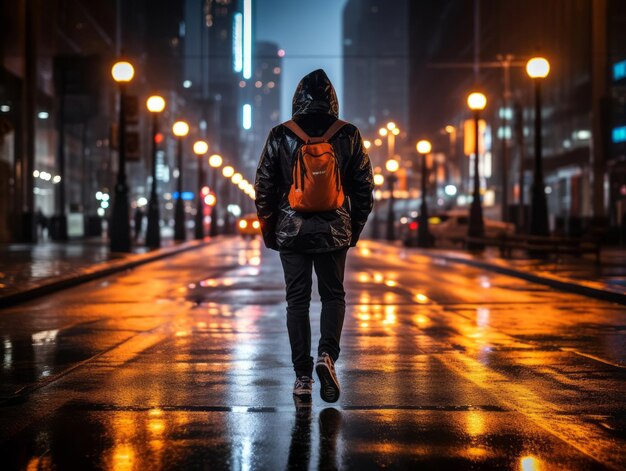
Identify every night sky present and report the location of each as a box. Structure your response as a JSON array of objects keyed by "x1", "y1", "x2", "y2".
[{"x1": 256, "y1": 0, "x2": 348, "y2": 121}]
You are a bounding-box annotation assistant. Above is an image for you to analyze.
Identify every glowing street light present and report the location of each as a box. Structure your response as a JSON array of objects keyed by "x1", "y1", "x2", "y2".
[
  {"x1": 526, "y1": 57, "x2": 551, "y2": 236},
  {"x1": 467, "y1": 92, "x2": 487, "y2": 250},
  {"x1": 232, "y1": 173, "x2": 243, "y2": 185},
  {"x1": 363, "y1": 140, "x2": 371, "y2": 150},
  {"x1": 379, "y1": 127, "x2": 388, "y2": 137},
  {"x1": 172, "y1": 120, "x2": 189, "y2": 241},
  {"x1": 208, "y1": 154, "x2": 223, "y2": 168},
  {"x1": 109, "y1": 60, "x2": 135, "y2": 252},
  {"x1": 111, "y1": 61, "x2": 134, "y2": 83},
  {"x1": 526, "y1": 57, "x2": 550, "y2": 79},
  {"x1": 222, "y1": 166, "x2": 235, "y2": 178},
  {"x1": 385, "y1": 158, "x2": 399, "y2": 241},
  {"x1": 416, "y1": 139, "x2": 434, "y2": 248},
  {"x1": 386, "y1": 122, "x2": 396, "y2": 131},
  {"x1": 145, "y1": 95, "x2": 166, "y2": 248},
  {"x1": 207, "y1": 154, "x2": 223, "y2": 236},
  {"x1": 385, "y1": 158, "x2": 399, "y2": 173},
  {"x1": 193, "y1": 140, "x2": 209, "y2": 240},
  {"x1": 193, "y1": 140, "x2": 209, "y2": 156},
  {"x1": 371, "y1": 172, "x2": 385, "y2": 239}
]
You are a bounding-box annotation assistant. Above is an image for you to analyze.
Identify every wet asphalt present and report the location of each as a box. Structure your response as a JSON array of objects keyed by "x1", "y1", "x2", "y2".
[{"x1": 0, "y1": 237, "x2": 624, "y2": 470}]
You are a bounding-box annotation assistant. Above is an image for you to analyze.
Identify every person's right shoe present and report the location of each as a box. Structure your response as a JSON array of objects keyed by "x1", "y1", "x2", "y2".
[{"x1": 315, "y1": 353, "x2": 340, "y2": 403}]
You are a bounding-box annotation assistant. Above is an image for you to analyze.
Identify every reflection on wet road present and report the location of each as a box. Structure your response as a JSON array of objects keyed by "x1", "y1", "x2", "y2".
[{"x1": 0, "y1": 237, "x2": 624, "y2": 469}]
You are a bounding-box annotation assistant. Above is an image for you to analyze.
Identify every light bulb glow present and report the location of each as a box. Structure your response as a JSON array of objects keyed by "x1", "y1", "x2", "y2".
[
  {"x1": 526, "y1": 57, "x2": 550, "y2": 79},
  {"x1": 386, "y1": 159, "x2": 399, "y2": 173},
  {"x1": 172, "y1": 121, "x2": 189, "y2": 137},
  {"x1": 193, "y1": 140, "x2": 209, "y2": 155},
  {"x1": 208, "y1": 154, "x2": 223, "y2": 168},
  {"x1": 146, "y1": 95, "x2": 165, "y2": 113},
  {"x1": 373, "y1": 174, "x2": 385, "y2": 186},
  {"x1": 111, "y1": 61, "x2": 134, "y2": 83},
  {"x1": 222, "y1": 166, "x2": 235, "y2": 178},
  {"x1": 416, "y1": 139, "x2": 432, "y2": 154},
  {"x1": 467, "y1": 92, "x2": 487, "y2": 111},
  {"x1": 232, "y1": 173, "x2": 243, "y2": 184},
  {"x1": 379, "y1": 128, "x2": 388, "y2": 137}
]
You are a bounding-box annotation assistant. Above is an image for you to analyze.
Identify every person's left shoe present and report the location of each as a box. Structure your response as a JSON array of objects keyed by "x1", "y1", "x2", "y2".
[
  {"x1": 315, "y1": 353, "x2": 340, "y2": 403},
  {"x1": 293, "y1": 376, "x2": 314, "y2": 397}
]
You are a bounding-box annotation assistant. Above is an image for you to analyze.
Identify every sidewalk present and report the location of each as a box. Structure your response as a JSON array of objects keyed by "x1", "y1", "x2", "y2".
[
  {"x1": 0, "y1": 234, "x2": 211, "y2": 307},
  {"x1": 418, "y1": 246, "x2": 626, "y2": 304}
]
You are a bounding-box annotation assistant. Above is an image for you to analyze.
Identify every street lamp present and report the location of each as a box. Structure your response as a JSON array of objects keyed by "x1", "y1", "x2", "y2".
[
  {"x1": 110, "y1": 60, "x2": 134, "y2": 252},
  {"x1": 416, "y1": 139, "x2": 434, "y2": 248},
  {"x1": 172, "y1": 120, "x2": 189, "y2": 241},
  {"x1": 385, "y1": 158, "x2": 399, "y2": 241},
  {"x1": 371, "y1": 172, "x2": 384, "y2": 239},
  {"x1": 526, "y1": 57, "x2": 550, "y2": 236},
  {"x1": 467, "y1": 92, "x2": 487, "y2": 251},
  {"x1": 145, "y1": 95, "x2": 165, "y2": 249},
  {"x1": 208, "y1": 154, "x2": 223, "y2": 237},
  {"x1": 222, "y1": 165, "x2": 235, "y2": 233},
  {"x1": 193, "y1": 140, "x2": 209, "y2": 240}
]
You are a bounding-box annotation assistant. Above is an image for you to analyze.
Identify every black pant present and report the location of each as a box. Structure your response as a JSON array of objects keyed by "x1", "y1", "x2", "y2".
[{"x1": 279, "y1": 248, "x2": 348, "y2": 378}]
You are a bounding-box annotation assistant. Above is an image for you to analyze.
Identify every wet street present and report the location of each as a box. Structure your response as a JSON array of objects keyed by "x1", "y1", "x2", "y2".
[{"x1": 1, "y1": 236, "x2": 625, "y2": 470}]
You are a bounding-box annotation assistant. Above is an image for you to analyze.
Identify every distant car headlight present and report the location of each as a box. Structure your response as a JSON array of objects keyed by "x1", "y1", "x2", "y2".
[
  {"x1": 239, "y1": 220, "x2": 248, "y2": 229},
  {"x1": 252, "y1": 221, "x2": 260, "y2": 229}
]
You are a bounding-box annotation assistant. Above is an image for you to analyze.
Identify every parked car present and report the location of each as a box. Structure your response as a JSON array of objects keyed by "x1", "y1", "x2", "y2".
[
  {"x1": 431, "y1": 210, "x2": 515, "y2": 241},
  {"x1": 238, "y1": 213, "x2": 261, "y2": 239},
  {"x1": 403, "y1": 210, "x2": 515, "y2": 246}
]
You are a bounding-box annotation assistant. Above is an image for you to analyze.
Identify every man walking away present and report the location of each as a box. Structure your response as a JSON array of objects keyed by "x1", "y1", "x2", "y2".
[{"x1": 255, "y1": 69, "x2": 373, "y2": 403}]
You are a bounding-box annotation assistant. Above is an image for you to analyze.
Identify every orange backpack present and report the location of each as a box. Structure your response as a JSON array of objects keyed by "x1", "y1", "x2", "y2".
[{"x1": 284, "y1": 119, "x2": 347, "y2": 212}]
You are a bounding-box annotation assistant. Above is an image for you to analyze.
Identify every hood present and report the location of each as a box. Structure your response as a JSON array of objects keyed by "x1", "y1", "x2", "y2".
[{"x1": 292, "y1": 69, "x2": 339, "y2": 118}]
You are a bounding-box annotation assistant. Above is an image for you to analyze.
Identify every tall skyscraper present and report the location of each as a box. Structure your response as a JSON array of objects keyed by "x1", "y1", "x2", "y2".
[{"x1": 342, "y1": 0, "x2": 408, "y2": 136}]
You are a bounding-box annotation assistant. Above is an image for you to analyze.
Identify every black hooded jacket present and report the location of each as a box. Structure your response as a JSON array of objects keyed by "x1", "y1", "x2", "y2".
[{"x1": 254, "y1": 69, "x2": 374, "y2": 253}]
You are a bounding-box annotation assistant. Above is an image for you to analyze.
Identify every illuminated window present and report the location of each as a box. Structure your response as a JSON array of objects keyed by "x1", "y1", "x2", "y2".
[
  {"x1": 243, "y1": 104, "x2": 252, "y2": 130},
  {"x1": 232, "y1": 13, "x2": 243, "y2": 73}
]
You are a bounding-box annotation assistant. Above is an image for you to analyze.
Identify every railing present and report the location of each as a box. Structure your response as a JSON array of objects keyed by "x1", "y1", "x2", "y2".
[{"x1": 464, "y1": 233, "x2": 602, "y2": 263}]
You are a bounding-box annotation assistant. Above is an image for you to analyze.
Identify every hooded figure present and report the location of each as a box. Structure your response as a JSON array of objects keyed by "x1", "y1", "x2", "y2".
[
  {"x1": 254, "y1": 69, "x2": 373, "y2": 403},
  {"x1": 255, "y1": 69, "x2": 374, "y2": 253}
]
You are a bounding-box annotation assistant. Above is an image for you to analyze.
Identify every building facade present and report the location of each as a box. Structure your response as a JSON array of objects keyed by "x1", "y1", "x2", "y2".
[{"x1": 408, "y1": 0, "x2": 626, "y2": 237}]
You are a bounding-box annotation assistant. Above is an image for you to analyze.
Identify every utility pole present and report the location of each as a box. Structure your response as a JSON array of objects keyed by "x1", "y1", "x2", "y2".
[
  {"x1": 591, "y1": 0, "x2": 608, "y2": 221},
  {"x1": 497, "y1": 54, "x2": 513, "y2": 222},
  {"x1": 19, "y1": 0, "x2": 38, "y2": 242}
]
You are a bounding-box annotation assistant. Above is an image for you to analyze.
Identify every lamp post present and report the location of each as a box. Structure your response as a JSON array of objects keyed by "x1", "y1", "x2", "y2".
[
  {"x1": 416, "y1": 139, "x2": 434, "y2": 247},
  {"x1": 222, "y1": 165, "x2": 235, "y2": 233},
  {"x1": 467, "y1": 92, "x2": 487, "y2": 251},
  {"x1": 385, "y1": 158, "x2": 399, "y2": 241},
  {"x1": 110, "y1": 61, "x2": 134, "y2": 252},
  {"x1": 526, "y1": 57, "x2": 550, "y2": 236},
  {"x1": 372, "y1": 172, "x2": 384, "y2": 239},
  {"x1": 208, "y1": 154, "x2": 223, "y2": 237},
  {"x1": 145, "y1": 95, "x2": 165, "y2": 248},
  {"x1": 193, "y1": 140, "x2": 209, "y2": 240},
  {"x1": 172, "y1": 120, "x2": 189, "y2": 241}
]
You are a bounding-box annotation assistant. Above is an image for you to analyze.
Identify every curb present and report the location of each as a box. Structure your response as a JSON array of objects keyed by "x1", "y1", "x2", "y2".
[
  {"x1": 422, "y1": 252, "x2": 626, "y2": 306},
  {"x1": 0, "y1": 239, "x2": 213, "y2": 309}
]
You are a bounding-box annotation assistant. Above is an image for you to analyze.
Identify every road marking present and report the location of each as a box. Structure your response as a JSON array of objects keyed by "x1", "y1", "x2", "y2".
[{"x1": 435, "y1": 351, "x2": 624, "y2": 470}]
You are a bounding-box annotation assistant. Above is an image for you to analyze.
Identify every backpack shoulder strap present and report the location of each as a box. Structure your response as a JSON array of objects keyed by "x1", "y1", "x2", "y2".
[
  {"x1": 322, "y1": 119, "x2": 348, "y2": 141},
  {"x1": 283, "y1": 120, "x2": 311, "y2": 143}
]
